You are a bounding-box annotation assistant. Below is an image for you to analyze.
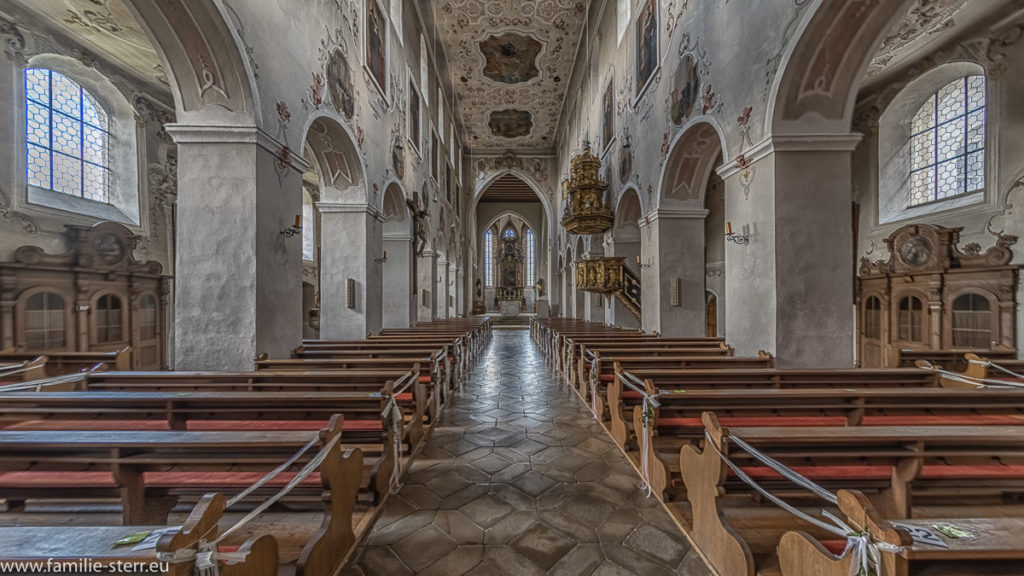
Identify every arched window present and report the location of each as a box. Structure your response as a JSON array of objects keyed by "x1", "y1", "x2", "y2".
[
  {"x1": 898, "y1": 296, "x2": 924, "y2": 342},
  {"x1": 25, "y1": 68, "x2": 110, "y2": 203},
  {"x1": 302, "y1": 190, "x2": 316, "y2": 261},
  {"x1": 952, "y1": 293, "x2": 991, "y2": 349},
  {"x1": 95, "y1": 294, "x2": 123, "y2": 343},
  {"x1": 864, "y1": 296, "x2": 882, "y2": 340},
  {"x1": 525, "y1": 229, "x2": 536, "y2": 286},
  {"x1": 138, "y1": 294, "x2": 157, "y2": 340},
  {"x1": 910, "y1": 76, "x2": 985, "y2": 206},
  {"x1": 24, "y1": 292, "x2": 65, "y2": 349},
  {"x1": 484, "y1": 228, "x2": 495, "y2": 288}
]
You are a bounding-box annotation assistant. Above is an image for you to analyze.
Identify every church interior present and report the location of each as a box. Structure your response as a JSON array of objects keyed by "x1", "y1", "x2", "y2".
[{"x1": 1, "y1": 0, "x2": 1024, "y2": 574}]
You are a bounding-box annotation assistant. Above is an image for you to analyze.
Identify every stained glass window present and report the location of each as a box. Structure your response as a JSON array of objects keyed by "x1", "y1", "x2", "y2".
[
  {"x1": 25, "y1": 68, "x2": 110, "y2": 203},
  {"x1": 526, "y1": 229, "x2": 536, "y2": 287},
  {"x1": 910, "y1": 76, "x2": 985, "y2": 206},
  {"x1": 484, "y1": 229, "x2": 495, "y2": 288}
]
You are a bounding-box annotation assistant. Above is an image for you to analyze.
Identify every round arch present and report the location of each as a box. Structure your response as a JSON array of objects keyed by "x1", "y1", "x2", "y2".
[
  {"x1": 122, "y1": 0, "x2": 259, "y2": 122},
  {"x1": 656, "y1": 118, "x2": 728, "y2": 209},
  {"x1": 300, "y1": 111, "x2": 367, "y2": 204},
  {"x1": 768, "y1": 0, "x2": 918, "y2": 135}
]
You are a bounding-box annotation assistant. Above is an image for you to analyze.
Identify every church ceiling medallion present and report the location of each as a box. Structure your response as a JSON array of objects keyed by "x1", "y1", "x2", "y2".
[
  {"x1": 489, "y1": 109, "x2": 533, "y2": 138},
  {"x1": 435, "y1": 0, "x2": 586, "y2": 150},
  {"x1": 478, "y1": 32, "x2": 543, "y2": 85}
]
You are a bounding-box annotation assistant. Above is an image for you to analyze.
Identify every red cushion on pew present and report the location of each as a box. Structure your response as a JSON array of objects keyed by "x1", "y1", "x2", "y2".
[
  {"x1": 862, "y1": 415, "x2": 1024, "y2": 426},
  {"x1": 737, "y1": 466, "x2": 892, "y2": 481},
  {"x1": 621, "y1": 391, "x2": 643, "y2": 399},
  {"x1": 599, "y1": 375, "x2": 615, "y2": 382},
  {"x1": 144, "y1": 471, "x2": 322, "y2": 488},
  {"x1": 920, "y1": 465, "x2": 1024, "y2": 479},
  {"x1": 0, "y1": 471, "x2": 116, "y2": 488},
  {"x1": 819, "y1": 540, "x2": 848, "y2": 556},
  {"x1": 4, "y1": 420, "x2": 171, "y2": 431},
  {"x1": 659, "y1": 416, "x2": 847, "y2": 429},
  {"x1": 189, "y1": 420, "x2": 326, "y2": 431},
  {"x1": 418, "y1": 376, "x2": 432, "y2": 384},
  {"x1": 395, "y1": 393, "x2": 414, "y2": 401}
]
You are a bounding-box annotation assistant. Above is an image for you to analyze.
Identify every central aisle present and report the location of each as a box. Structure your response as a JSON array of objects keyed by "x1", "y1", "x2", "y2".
[{"x1": 342, "y1": 329, "x2": 711, "y2": 576}]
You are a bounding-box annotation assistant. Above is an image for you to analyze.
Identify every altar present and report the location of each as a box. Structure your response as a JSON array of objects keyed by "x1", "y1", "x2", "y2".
[{"x1": 499, "y1": 301, "x2": 521, "y2": 316}]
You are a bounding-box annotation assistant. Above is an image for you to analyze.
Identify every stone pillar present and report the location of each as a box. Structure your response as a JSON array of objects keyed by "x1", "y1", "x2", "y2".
[
  {"x1": 640, "y1": 210, "x2": 708, "y2": 336},
  {"x1": 435, "y1": 255, "x2": 448, "y2": 320},
  {"x1": 318, "y1": 202, "x2": 383, "y2": 339},
  {"x1": 382, "y1": 232, "x2": 414, "y2": 329},
  {"x1": 417, "y1": 251, "x2": 437, "y2": 323},
  {"x1": 456, "y1": 268, "x2": 465, "y2": 317},
  {"x1": 720, "y1": 135, "x2": 860, "y2": 368},
  {"x1": 166, "y1": 125, "x2": 303, "y2": 369}
]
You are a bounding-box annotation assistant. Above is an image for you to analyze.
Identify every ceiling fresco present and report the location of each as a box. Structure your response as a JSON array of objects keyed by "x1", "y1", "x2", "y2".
[
  {"x1": 6, "y1": 0, "x2": 167, "y2": 90},
  {"x1": 435, "y1": 0, "x2": 587, "y2": 151}
]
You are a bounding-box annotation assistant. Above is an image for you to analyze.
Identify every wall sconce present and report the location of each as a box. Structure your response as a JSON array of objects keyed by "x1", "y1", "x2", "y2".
[
  {"x1": 725, "y1": 222, "x2": 750, "y2": 246},
  {"x1": 374, "y1": 250, "x2": 388, "y2": 264},
  {"x1": 281, "y1": 215, "x2": 302, "y2": 238},
  {"x1": 636, "y1": 255, "x2": 653, "y2": 270}
]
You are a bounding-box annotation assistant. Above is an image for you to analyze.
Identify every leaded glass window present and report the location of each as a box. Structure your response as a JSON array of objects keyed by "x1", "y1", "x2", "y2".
[
  {"x1": 910, "y1": 76, "x2": 985, "y2": 206},
  {"x1": 484, "y1": 229, "x2": 495, "y2": 288},
  {"x1": 526, "y1": 229, "x2": 536, "y2": 287},
  {"x1": 139, "y1": 294, "x2": 157, "y2": 340},
  {"x1": 95, "y1": 294, "x2": 123, "y2": 343},
  {"x1": 25, "y1": 68, "x2": 110, "y2": 203},
  {"x1": 898, "y1": 296, "x2": 924, "y2": 343},
  {"x1": 24, "y1": 292, "x2": 65, "y2": 350},
  {"x1": 952, "y1": 293, "x2": 991, "y2": 349}
]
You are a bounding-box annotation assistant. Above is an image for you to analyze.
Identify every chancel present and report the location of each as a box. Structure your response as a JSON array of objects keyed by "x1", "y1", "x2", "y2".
[{"x1": 0, "y1": 1, "x2": 1023, "y2": 575}]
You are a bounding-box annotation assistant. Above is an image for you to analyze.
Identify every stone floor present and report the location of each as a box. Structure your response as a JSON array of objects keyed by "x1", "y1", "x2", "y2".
[{"x1": 342, "y1": 329, "x2": 713, "y2": 576}]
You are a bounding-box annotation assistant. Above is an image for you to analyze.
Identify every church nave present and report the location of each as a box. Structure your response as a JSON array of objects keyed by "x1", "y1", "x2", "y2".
[{"x1": 343, "y1": 329, "x2": 708, "y2": 576}]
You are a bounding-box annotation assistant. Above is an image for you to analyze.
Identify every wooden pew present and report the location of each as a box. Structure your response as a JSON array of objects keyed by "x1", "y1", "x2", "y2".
[
  {"x1": 0, "y1": 356, "x2": 47, "y2": 385},
  {"x1": 960, "y1": 353, "x2": 1024, "y2": 386},
  {"x1": 0, "y1": 346, "x2": 130, "y2": 376},
  {"x1": 255, "y1": 356, "x2": 444, "y2": 423},
  {"x1": 0, "y1": 493, "x2": 278, "y2": 576},
  {"x1": 678, "y1": 414, "x2": 1024, "y2": 576},
  {"x1": 0, "y1": 416, "x2": 364, "y2": 576},
  {"x1": 898, "y1": 348, "x2": 1017, "y2": 372},
  {"x1": 630, "y1": 386, "x2": 1024, "y2": 502},
  {"x1": 779, "y1": 489, "x2": 1024, "y2": 576},
  {"x1": 578, "y1": 353, "x2": 772, "y2": 418},
  {"x1": 606, "y1": 367, "x2": 943, "y2": 455}
]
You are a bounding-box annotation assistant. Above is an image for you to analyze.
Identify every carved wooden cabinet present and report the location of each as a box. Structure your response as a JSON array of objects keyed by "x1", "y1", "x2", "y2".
[
  {"x1": 0, "y1": 222, "x2": 169, "y2": 369},
  {"x1": 857, "y1": 224, "x2": 1019, "y2": 368}
]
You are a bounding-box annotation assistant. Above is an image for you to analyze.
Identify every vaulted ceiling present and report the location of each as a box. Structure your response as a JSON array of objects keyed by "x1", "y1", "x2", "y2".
[
  {"x1": 5, "y1": 0, "x2": 167, "y2": 92},
  {"x1": 434, "y1": 0, "x2": 587, "y2": 153}
]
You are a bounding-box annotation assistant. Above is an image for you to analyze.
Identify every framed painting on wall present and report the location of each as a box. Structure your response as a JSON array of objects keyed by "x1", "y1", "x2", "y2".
[
  {"x1": 635, "y1": 0, "x2": 658, "y2": 97},
  {"x1": 408, "y1": 80, "x2": 421, "y2": 152},
  {"x1": 602, "y1": 79, "x2": 614, "y2": 151},
  {"x1": 365, "y1": 0, "x2": 388, "y2": 97}
]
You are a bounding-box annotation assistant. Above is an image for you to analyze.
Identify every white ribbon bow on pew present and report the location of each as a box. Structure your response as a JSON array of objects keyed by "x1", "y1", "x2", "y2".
[
  {"x1": 619, "y1": 370, "x2": 663, "y2": 497},
  {"x1": 157, "y1": 430, "x2": 342, "y2": 575},
  {"x1": 705, "y1": 431, "x2": 905, "y2": 576}
]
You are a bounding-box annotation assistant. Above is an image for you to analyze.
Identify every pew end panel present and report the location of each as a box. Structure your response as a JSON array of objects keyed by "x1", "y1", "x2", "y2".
[
  {"x1": 295, "y1": 442, "x2": 364, "y2": 576},
  {"x1": 680, "y1": 412, "x2": 756, "y2": 576}
]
